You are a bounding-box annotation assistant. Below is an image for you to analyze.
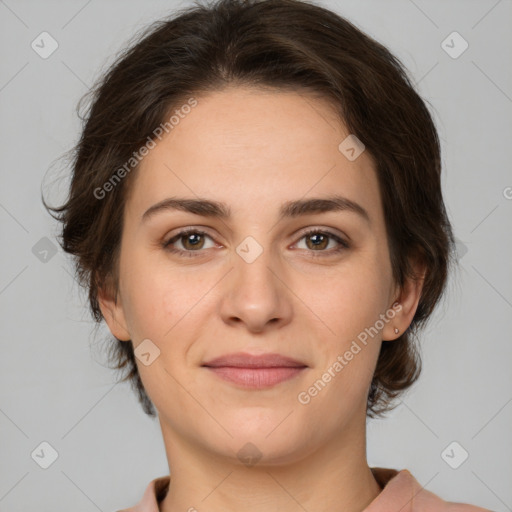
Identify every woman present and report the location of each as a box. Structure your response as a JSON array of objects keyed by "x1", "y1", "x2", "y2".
[{"x1": 44, "y1": 0, "x2": 492, "y2": 510}]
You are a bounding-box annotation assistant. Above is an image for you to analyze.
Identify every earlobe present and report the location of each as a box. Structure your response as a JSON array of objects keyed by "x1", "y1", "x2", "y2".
[
  {"x1": 97, "y1": 278, "x2": 131, "y2": 341},
  {"x1": 384, "y1": 261, "x2": 426, "y2": 341}
]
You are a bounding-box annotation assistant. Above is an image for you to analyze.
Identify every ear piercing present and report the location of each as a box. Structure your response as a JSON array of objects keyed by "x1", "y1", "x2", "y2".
[{"x1": 392, "y1": 301, "x2": 400, "y2": 334}]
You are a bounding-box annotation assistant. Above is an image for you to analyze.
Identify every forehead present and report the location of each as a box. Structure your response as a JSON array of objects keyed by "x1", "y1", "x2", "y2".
[{"x1": 124, "y1": 86, "x2": 382, "y2": 225}]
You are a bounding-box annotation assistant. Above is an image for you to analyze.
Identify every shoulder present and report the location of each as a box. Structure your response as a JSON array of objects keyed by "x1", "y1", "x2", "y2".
[
  {"x1": 116, "y1": 475, "x2": 170, "y2": 512},
  {"x1": 367, "y1": 468, "x2": 493, "y2": 512}
]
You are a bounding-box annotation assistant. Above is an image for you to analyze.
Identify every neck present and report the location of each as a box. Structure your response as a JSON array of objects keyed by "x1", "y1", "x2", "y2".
[{"x1": 158, "y1": 415, "x2": 381, "y2": 512}]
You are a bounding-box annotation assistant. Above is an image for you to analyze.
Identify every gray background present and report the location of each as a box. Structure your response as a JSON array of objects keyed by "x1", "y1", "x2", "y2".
[{"x1": 1, "y1": 0, "x2": 511, "y2": 511}]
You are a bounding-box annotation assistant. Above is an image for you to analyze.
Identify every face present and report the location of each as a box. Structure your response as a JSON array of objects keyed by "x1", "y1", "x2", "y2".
[{"x1": 99, "y1": 86, "x2": 421, "y2": 466}]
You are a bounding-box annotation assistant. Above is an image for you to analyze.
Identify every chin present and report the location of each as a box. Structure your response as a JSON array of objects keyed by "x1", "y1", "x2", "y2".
[
  {"x1": 217, "y1": 423, "x2": 308, "y2": 461},
  {"x1": 229, "y1": 437, "x2": 315, "y2": 468}
]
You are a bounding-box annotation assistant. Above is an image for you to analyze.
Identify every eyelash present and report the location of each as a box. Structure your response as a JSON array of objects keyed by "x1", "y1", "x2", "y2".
[{"x1": 162, "y1": 228, "x2": 350, "y2": 258}]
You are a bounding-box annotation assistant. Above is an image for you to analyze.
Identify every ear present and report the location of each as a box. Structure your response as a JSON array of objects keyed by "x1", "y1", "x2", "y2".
[
  {"x1": 97, "y1": 274, "x2": 131, "y2": 341},
  {"x1": 383, "y1": 256, "x2": 426, "y2": 341}
]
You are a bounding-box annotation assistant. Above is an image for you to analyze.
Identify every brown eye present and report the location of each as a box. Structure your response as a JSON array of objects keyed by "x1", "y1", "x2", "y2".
[
  {"x1": 163, "y1": 229, "x2": 215, "y2": 256},
  {"x1": 305, "y1": 232, "x2": 329, "y2": 250},
  {"x1": 295, "y1": 229, "x2": 349, "y2": 257},
  {"x1": 179, "y1": 232, "x2": 205, "y2": 250}
]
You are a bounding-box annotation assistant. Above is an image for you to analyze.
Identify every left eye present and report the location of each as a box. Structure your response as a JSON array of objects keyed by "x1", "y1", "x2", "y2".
[
  {"x1": 294, "y1": 229, "x2": 349, "y2": 256},
  {"x1": 162, "y1": 228, "x2": 349, "y2": 257}
]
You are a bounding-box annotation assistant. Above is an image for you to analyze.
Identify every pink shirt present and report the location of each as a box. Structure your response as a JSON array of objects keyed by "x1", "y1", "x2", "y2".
[{"x1": 117, "y1": 467, "x2": 492, "y2": 511}]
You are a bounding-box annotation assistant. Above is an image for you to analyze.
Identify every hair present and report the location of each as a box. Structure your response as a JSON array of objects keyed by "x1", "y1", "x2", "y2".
[{"x1": 43, "y1": 0, "x2": 456, "y2": 419}]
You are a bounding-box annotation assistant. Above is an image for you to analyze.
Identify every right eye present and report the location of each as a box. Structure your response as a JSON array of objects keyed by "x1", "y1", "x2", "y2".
[{"x1": 162, "y1": 229, "x2": 217, "y2": 257}]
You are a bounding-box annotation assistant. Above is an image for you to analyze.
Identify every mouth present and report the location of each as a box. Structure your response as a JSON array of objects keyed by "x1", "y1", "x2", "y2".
[{"x1": 201, "y1": 352, "x2": 308, "y2": 389}]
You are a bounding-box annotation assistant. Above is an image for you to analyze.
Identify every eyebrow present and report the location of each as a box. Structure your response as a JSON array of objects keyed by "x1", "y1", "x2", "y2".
[{"x1": 141, "y1": 195, "x2": 371, "y2": 225}]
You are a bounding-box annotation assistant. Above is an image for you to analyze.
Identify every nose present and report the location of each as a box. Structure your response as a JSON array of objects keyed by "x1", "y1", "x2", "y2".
[{"x1": 219, "y1": 243, "x2": 293, "y2": 333}]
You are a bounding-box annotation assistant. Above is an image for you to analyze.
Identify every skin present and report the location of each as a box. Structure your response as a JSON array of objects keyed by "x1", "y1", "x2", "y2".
[{"x1": 98, "y1": 86, "x2": 424, "y2": 512}]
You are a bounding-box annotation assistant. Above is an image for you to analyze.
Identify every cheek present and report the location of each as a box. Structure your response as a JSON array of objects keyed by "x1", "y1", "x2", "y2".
[
  {"x1": 119, "y1": 249, "x2": 175, "y2": 342},
  {"x1": 121, "y1": 263, "x2": 198, "y2": 408},
  {"x1": 310, "y1": 263, "x2": 389, "y2": 340},
  {"x1": 121, "y1": 222, "x2": 220, "y2": 332},
  {"x1": 122, "y1": 283, "x2": 163, "y2": 342}
]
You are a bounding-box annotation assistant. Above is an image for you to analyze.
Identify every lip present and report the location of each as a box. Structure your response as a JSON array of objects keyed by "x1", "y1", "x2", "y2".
[
  {"x1": 202, "y1": 352, "x2": 308, "y2": 389},
  {"x1": 202, "y1": 352, "x2": 307, "y2": 368}
]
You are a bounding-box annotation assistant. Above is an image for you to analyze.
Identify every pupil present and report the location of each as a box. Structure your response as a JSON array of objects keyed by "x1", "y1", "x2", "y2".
[{"x1": 188, "y1": 234, "x2": 200, "y2": 245}]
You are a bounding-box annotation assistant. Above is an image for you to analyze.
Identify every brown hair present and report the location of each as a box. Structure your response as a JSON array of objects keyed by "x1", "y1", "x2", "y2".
[{"x1": 43, "y1": 0, "x2": 456, "y2": 418}]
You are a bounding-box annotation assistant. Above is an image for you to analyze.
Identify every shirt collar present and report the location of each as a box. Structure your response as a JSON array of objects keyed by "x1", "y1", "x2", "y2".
[{"x1": 129, "y1": 467, "x2": 425, "y2": 512}]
